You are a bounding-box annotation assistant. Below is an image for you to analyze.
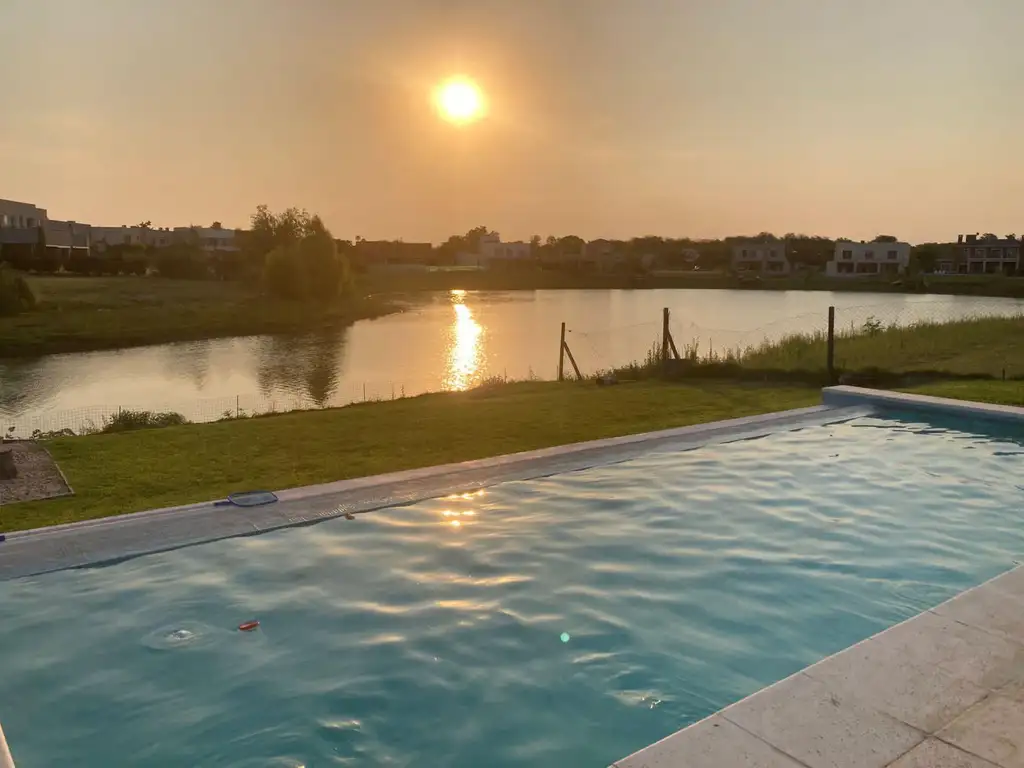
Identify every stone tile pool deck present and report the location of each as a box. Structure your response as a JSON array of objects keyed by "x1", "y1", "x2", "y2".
[{"x1": 613, "y1": 565, "x2": 1024, "y2": 768}]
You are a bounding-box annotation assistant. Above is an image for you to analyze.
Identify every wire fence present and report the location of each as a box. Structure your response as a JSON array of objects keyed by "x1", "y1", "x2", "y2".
[
  {"x1": 4, "y1": 297, "x2": 1022, "y2": 439},
  {"x1": 561, "y1": 297, "x2": 1024, "y2": 384}
]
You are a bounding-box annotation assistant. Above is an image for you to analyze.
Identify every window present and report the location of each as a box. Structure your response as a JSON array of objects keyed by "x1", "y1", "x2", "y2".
[
  {"x1": 887, "y1": 250, "x2": 897, "y2": 260},
  {"x1": 864, "y1": 250, "x2": 875, "y2": 260},
  {"x1": 975, "y1": 248, "x2": 985, "y2": 257},
  {"x1": 990, "y1": 248, "x2": 1002, "y2": 258},
  {"x1": 1008, "y1": 248, "x2": 1019, "y2": 259},
  {"x1": 741, "y1": 249, "x2": 748, "y2": 258},
  {"x1": 842, "y1": 250, "x2": 853, "y2": 260},
  {"x1": 27, "y1": 217, "x2": 36, "y2": 227},
  {"x1": 768, "y1": 249, "x2": 777, "y2": 258}
]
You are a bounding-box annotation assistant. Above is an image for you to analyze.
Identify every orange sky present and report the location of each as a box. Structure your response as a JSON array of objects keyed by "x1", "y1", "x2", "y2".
[{"x1": 2, "y1": 0, "x2": 1022, "y2": 244}]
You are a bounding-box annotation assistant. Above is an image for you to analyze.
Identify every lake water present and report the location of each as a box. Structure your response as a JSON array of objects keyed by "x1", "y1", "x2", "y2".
[{"x1": 1, "y1": 289, "x2": 1021, "y2": 434}]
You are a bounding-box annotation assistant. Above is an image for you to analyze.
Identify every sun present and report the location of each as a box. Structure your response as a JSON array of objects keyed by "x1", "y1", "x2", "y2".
[{"x1": 434, "y1": 77, "x2": 486, "y2": 124}]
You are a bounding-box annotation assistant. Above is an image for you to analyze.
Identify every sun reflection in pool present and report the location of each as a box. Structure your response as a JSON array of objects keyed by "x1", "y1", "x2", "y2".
[{"x1": 444, "y1": 291, "x2": 482, "y2": 391}]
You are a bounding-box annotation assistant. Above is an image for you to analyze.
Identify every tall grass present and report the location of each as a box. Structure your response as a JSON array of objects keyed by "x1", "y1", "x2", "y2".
[{"x1": 601, "y1": 314, "x2": 1024, "y2": 383}]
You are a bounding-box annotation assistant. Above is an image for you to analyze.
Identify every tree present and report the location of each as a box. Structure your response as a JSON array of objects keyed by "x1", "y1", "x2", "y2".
[
  {"x1": 211, "y1": 221, "x2": 223, "y2": 229},
  {"x1": 254, "y1": 206, "x2": 350, "y2": 301},
  {"x1": 157, "y1": 244, "x2": 210, "y2": 279},
  {"x1": 874, "y1": 234, "x2": 898, "y2": 243},
  {"x1": 911, "y1": 243, "x2": 943, "y2": 274}
]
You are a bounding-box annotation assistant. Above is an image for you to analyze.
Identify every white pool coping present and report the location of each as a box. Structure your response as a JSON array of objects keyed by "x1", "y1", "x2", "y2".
[
  {"x1": 0, "y1": 722, "x2": 13, "y2": 768},
  {"x1": 822, "y1": 384, "x2": 1024, "y2": 423},
  {"x1": 612, "y1": 565, "x2": 1024, "y2": 768},
  {"x1": 0, "y1": 403, "x2": 858, "y2": 580}
]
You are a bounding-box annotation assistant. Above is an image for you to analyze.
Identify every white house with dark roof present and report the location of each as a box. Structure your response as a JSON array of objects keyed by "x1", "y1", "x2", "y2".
[{"x1": 827, "y1": 239, "x2": 910, "y2": 277}]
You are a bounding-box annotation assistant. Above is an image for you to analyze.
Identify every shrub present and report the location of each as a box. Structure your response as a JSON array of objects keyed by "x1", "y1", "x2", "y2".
[
  {"x1": 101, "y1": 409, "x2": 189, "y2": 433},
  {"x1": 264, "y1": 246, "x2": 308, "y2": 300},
  {"x1": 264, "y1": 232, "x2": 347, "y2": 302},
  {"x1": 0, "y1": 265, "x2": 37, "y2": 316},
  {"x1": 155, "y1": 244, "x2": 210, "y2": 280}
]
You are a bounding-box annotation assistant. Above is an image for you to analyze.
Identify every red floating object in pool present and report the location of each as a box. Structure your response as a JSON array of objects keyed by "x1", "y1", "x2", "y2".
[{"x1": 238, "y1": 620, "x2": 260, "y2": 632}]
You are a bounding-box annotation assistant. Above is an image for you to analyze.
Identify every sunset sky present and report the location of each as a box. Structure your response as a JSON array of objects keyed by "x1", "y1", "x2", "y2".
[{"x1": 2, "y1": 0, "x2": 1021, "y2": 244}]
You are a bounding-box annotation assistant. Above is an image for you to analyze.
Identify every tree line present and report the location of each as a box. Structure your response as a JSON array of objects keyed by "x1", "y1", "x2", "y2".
[{"x1": 0, "y1": 206, "x2": 353, "y2": 302}]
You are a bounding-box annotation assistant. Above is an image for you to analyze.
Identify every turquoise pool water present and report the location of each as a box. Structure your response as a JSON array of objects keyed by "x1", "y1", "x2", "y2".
[{"x1": 2, "y1": 411, "x2": 1024, "y2": 767}]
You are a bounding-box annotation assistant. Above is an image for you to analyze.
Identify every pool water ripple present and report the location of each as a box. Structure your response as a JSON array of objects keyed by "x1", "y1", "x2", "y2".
[{"x1": 1, "y1": 413, "x2": 1024, "y2": 766}]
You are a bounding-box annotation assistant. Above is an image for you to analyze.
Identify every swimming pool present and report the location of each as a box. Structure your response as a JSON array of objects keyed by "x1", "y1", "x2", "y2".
[{"x1": 1, "y1": 409, "x2": 1023, "y2": 767}]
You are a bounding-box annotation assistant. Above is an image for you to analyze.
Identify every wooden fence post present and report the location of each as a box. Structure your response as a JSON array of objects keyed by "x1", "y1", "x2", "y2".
[
  {"x1": 662, "y1": 307, "x2": 670, "y2": 363},
  {"x1": 558, "y1": 322, "x2": 566, "y2": 382},
  {"x1": 827, "y1": 306, "x2": 836, "y2": 383}
]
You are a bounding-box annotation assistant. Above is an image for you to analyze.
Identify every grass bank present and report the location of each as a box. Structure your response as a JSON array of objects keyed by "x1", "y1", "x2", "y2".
[
  {"x1": 1, "y1": 381, "x2": 820, "y2": 531},
  {"x1": 0, "y1": 276, "x2": 401, "y2": 357},
  {"x1": 600, "y1": 314, "x2": 1024, "y2": 385},
  {"x1": 744, "y1": 314, "x2": 1024, "y2": 381},
  {"x1": 900, "y1": 379, "x2": 1024, "y2": 407}
]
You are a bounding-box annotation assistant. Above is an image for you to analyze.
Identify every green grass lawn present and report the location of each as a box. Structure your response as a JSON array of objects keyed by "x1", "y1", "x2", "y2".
[
  {"x1": 0, "y1": 275, "x2": 397, "y2": 356},
  {"x1": 904, "y1": 379, "x2": 1024, "y2": 406},
  {"x1": 1, "y1": 381, "x2": 820, "y2": 532}
]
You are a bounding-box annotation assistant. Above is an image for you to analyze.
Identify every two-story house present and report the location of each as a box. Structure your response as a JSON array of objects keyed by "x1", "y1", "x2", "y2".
[
  {"x1": 458, "y1": 233, "x2": 531, "y2": 269},
  {"x1": 957, "y1": 234, "x2": 1020, "y2": 275},
  {"x1": 826, "y1": 240, "x2": 910, "y2": 277},
  {"x1": 730, "y1": 240, "x2": 791, "y2": 275}
]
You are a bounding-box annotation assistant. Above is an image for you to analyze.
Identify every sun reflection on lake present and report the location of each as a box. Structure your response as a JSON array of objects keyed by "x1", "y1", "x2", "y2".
[{"x1": 444, "y1": 291, "x2": 482, "y2": 391}]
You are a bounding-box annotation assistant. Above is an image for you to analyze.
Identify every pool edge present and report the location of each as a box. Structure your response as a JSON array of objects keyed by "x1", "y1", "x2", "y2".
[
  {"x1": 611, "y1": 564, "x2": 1024, "y2": 768},
  {"x1": 822, "y1": 385, "x2": 1024, "y2": 424},
  {"x1": 0, "y1": 721, "x2": 14, "y2": 768},
  {"x1": 0, "y1": 403, "x2": 858, "y2": 580},
  {"x1": 614, "y1": 387, "x2": 1024, "y2": 768}
]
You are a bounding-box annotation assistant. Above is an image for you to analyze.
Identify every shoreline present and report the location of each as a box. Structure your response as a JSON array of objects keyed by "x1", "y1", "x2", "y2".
[
  {"x1": 3, "y1": 272, "x2": 1024, "y2": 359},
  {"x1": 0, "y1": 293, "x2": 405, "y2": 359},
  {"x1": 360, "y1": 269, "x2": 1024, "y2": 298}
]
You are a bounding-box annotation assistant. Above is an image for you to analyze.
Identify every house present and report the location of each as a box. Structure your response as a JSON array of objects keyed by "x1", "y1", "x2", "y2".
[
  {"x1": 0, "y1": 198, "x2": 46, "y2": 230},
  {"x1": 91, "y1": 225, "x2": 162, "y2": 250},
  {"x1": 731, "y1": 240, "x2": 791, "y2": 275},
  {"x1": 457, "y1": 233, "x2": 531, "y2": 269},
  {"x1": 184, "y1": 226, "x2": 238, "y2": 253},
  {"x1": 43, "y1": 219, "x2": 91, "y2": 258},
  {"x1": 582, "y1": 239, "x2": 616, "y2": 271},
  {"x1": 956, "y1": 234, "x2": 1020, "y2": 275},
  {"x1": 826, "y1": 239, "x2": 910, "y2": 277},
  {"x1": 357, "y1": 240, "x2": 434, "y2": 270}
]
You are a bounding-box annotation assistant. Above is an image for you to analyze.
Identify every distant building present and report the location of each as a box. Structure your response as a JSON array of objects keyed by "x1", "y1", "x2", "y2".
[
  {"x1": 43, "y1": 219, "x2": 91, "y2": 258},
  {"x1": 89, "y1": 225, "x2": 171, "y2": 251},
  {"x1": 956, "y1": 234, "x2": 1020, "y2": 275},
  {"x1": 581, "y1": 239, "x2": 625, "y2": 272},
  {"x1": 458, "y1": 233, "x2": 531, "y2": 268},
  {"x1": 177, "y1": 225, "x2": 238, "y2": 253},
  {"x1": 0, "y1": 198, "x2": 46, "y2": 230},
  {"x1": 357, "y1": 240, "x2": 434, "y2": 270},
  {"x1": 731, "y1": 240, "x2": 791, "y2": 275},
  {"x1": 826, "y1": 239, "x2": 910, "y2": 277}
]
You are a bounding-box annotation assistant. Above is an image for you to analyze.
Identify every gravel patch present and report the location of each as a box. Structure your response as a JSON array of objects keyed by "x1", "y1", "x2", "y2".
[{"x1": 0, "y1": 441, "x2": 73, "y2": 505}]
